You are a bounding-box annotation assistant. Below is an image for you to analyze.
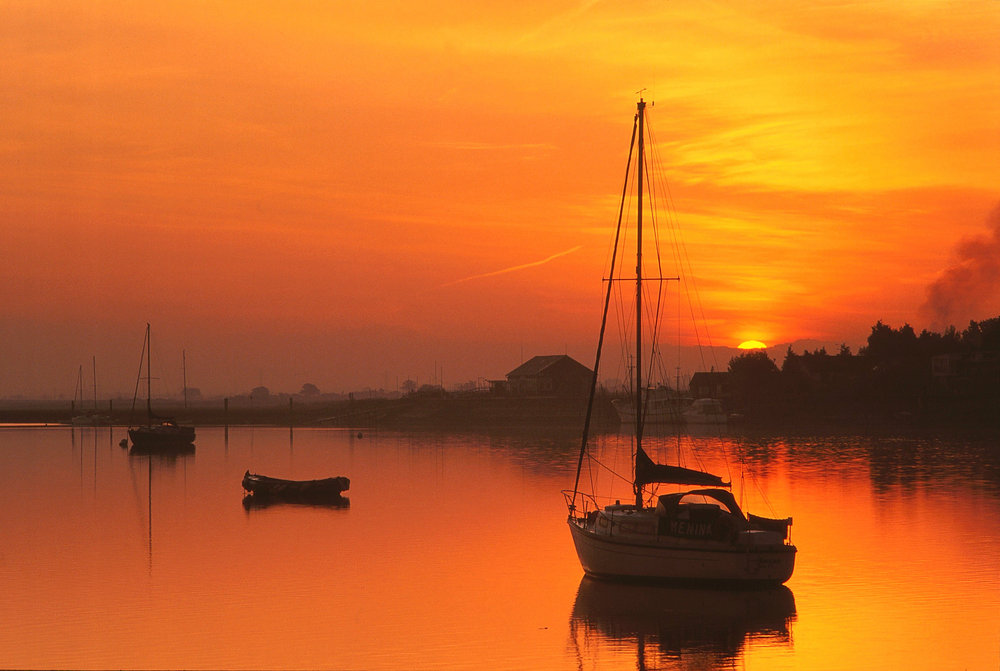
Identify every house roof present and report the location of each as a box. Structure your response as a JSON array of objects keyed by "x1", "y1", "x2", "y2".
[{"x1": 506, "y1": 355, "x2": 590, "y2": 379}]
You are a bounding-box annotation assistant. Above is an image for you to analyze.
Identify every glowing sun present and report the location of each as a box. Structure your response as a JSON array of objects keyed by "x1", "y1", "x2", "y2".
[{"x1": 737, "y1": 340, "x2": 767, "y2": 350}]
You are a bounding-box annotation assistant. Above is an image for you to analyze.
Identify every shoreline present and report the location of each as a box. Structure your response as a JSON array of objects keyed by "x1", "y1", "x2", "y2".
[{"x1": 2, "y1": 394, "x2": 997, "y2": 435}]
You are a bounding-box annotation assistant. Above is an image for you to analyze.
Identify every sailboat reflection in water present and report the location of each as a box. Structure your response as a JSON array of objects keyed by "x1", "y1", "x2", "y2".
[
  {"x1": 128, "y1": 448, "x2": 195, "y2": 572},
  {"x1": 563, "y1": 99, "x2": 796, "y2": 585},
  {"x1": 570, "y1": 578, "x2": 796, "y2": 669}
]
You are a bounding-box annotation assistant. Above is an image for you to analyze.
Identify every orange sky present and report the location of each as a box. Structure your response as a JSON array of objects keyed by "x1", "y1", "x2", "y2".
[{"x1": 2, "y1": 1, "x2": 999, "y2": 397}]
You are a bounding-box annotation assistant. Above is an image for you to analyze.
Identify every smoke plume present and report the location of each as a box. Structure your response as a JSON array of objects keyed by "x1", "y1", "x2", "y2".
[{"x1": 920, "y1": 202, "x2": 1000, "y2": 331}]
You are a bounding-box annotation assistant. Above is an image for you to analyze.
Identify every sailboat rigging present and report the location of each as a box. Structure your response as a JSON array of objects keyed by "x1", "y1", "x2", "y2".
[
  {"x1": 564, "y1": 99, "x2": 795, "y2": 585},
  {"x1": 127, "y1": 324, "x2": 195, "y2": 450},
  {"x1": 71, "y1": 357, "x2": 104, "y2": 425}
]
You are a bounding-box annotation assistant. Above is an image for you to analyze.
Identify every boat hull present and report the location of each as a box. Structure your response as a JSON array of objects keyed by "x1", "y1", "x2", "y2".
[
  {"x1": 611, "y1": 398, "x2": 684, "y2": 425},
  {"x1": 682, "y1": 398, "x2": 728, "y2": 425},
  {"x1": 568, "y1": 518, "x2": 795, "y2": 586},
  {"x1": 128, "y1": 425, "x2": 196, "y2": 448},
  {"x1": 242, "y1": 471, "x2": 350, "y2": 504}
]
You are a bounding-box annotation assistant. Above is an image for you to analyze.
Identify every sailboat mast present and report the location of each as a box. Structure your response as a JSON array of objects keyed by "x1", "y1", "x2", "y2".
[
  {"x1": 145, "y1": 323, "x2": 152, "y2": 425},
  {"x1": 634, "y1": 98, "x2": 645, "y2": 508},
  {"x1": 183, "y1": 349, "x2": 188, "y2": 409}
]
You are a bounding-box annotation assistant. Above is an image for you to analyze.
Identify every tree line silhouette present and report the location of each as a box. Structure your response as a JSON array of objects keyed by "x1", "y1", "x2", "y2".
[{"x1": 726, "y1": 317, "x2": 1000, "y2": 425}]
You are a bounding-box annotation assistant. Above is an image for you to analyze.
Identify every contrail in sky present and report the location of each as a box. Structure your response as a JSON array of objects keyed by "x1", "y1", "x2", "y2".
[{"x1": 442, "y1": 246, "x2": 583, "y2": 287}]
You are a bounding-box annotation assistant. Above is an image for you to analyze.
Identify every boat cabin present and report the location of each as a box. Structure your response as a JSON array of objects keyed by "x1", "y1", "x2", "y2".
[
  {"x1": 587, "y1": 488, "x2": 791, "y2": 547},
  {"x1": 655, "y1": 489, "x2": 746, "y2": 542}
]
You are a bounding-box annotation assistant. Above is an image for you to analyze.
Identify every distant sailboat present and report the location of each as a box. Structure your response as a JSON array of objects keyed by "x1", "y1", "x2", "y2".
[
  {"x1": 611, "y1": 385, "x2": 686, "y2": 425},
  {"x1": 683, "y1": 398, "x2": 728, "y2": 425},
  {"x1": 70, "y1": 365, "x2": 90, "y2": 425},
  {"x1": 127, "y1": 324, "x2": 195, "y2": 450},
  {"x1": 564, "y1": 99, "x2": 795, "y2": 585},
  {"x1": 71, "y1": 357, "x2": 105, "y2": 425}
]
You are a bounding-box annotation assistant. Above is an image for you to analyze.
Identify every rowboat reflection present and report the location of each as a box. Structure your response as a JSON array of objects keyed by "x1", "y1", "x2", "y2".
[
  {"x1": 241, "y1": 493, "x2": 350, "y2": 511},
  {"x1": 570, "y1": 577, "x2": 795, "y2": 670}
]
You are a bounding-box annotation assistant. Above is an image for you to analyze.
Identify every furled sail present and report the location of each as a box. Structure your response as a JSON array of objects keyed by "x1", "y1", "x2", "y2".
[{"x1": 634, "y1": 447, "x2": 730, "y2": 487}]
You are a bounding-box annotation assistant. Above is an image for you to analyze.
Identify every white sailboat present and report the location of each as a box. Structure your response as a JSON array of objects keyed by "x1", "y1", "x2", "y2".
[
  {"x1": 611, "y1": 385, "x2": 687, "y2": 425},
  {"x1": 683, "y1": 397, "x2": 728, "y2": 425},
  {"x1": 71, "y1": 357, "x2": 106, "y2": 425},
  {"x1": 70, "y1": 364, "x2": 93, "y2": 425},
  {"x1": 564, "y1": 99, "x2": 795, "y2": 585}
]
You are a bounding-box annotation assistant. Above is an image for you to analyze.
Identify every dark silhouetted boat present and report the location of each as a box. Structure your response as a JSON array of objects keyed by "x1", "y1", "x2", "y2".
[
  {"x1": 564, "y1": 98, "x2": 795, "y2": 586},
  {"x1": 242, "y1": 471, "x2": 350, "y2": 505},
  {"x1": 127, "y1": 324, "x2": 195, "y2": 450}
]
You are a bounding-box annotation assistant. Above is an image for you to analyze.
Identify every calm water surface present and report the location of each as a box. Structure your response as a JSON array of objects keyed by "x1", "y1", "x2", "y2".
[{"x1": 1, "y1": 424, "x2": 998, "y2": 670}]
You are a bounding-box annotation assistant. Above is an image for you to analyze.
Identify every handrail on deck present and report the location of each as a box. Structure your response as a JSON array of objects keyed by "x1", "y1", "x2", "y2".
[{"x1": 562, "y1": 489, "x2": 600, "y2": 518}]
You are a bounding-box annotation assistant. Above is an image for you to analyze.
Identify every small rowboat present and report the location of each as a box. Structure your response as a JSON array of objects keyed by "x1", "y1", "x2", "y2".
[{"x1": 242, "y1": 471, "x2": 350, "y2": 504}]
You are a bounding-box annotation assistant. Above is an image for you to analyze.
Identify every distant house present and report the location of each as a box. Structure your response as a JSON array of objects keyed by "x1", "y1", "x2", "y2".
[
  {"x1": 931, "y1": 351, "x2": 1000, "y2": 395},
  {"x1": 498, "y1": 355, "x2": 593, "y2": 397},
  {"x1": 689, "y1": 371, "x2": 729, "y2": 399}
]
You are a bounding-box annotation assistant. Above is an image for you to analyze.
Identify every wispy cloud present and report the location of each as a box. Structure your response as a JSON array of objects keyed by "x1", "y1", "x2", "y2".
[
  {"x1": 442, "y1": 246, "x2": 583, "y2": 287},
  {"x1": 516, "y1": 0, "x2": 603, "y2": 45}
]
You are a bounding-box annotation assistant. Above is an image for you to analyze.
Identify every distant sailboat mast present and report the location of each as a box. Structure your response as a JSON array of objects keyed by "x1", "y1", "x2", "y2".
[
  {"x1": 183, "y1": 349, "x2": 188, "y2": 409},
  {"x1": 145, "y1": 323, "x2": 152, "y2": 425},
  {"x1": 73, "y1": 364, "x2": 83, "y2": 414}
]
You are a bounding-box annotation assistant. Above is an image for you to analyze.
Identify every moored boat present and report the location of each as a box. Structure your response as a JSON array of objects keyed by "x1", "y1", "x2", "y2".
[
  {"x1": 242, "y1": 471, "x2": 350, "y2": 504},
  {"x1": 128, "y1": 419, "x2": 196, "y2": 448},
  {"x1": 611, "y1": 386, "x2": 686, "y2": 425},
  {"x1": 682, "y1": 397, "x2": 728, "y2": 425},
  {"x1": 567, "y1": 484, "x2": 795, "y2": 584},
  {"x1": 564, "y1": 98, "x2": 795, "y2": 586},
  {"x1": 127, "y1": 324, "x2": 196, "y2": 450}
]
